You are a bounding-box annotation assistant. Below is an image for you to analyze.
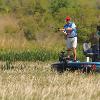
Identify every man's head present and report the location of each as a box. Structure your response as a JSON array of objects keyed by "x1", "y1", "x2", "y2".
[{"x1": 65, "y1": 16, "x2": 71, "y2": 23}]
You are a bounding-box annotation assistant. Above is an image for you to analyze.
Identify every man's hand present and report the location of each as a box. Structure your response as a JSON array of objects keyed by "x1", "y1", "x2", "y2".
[
  {"x1": 63, "y1": 31, "x2": 67, "y2": 35},
  {"x1": 58, "y1": 28, "x2": 65, "y2": 31},
  {"x1": 58, "y1": 28, "x2": 67, "y2": 35}
]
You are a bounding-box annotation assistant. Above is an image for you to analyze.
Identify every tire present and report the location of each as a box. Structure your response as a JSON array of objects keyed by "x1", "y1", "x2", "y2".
[
  {"x1": 51, "y1": 62, "x2": 67, "y2": 73},
  {"x1": 82, "y1": 66, "x2": 91, "y2": 73}
]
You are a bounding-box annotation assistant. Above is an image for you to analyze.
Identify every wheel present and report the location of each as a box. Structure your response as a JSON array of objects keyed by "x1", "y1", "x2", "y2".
[
  {"x1": 51, "y1": 62, "x2": 67, "y2": 73},
  {"x1": 82, "y1": 66, "x2": 91, "y2": 73}
]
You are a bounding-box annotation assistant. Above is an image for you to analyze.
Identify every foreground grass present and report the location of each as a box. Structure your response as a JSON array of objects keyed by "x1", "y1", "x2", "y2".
[{"x1": 0, "y1": 62, "x2": 100, "y2": 100}]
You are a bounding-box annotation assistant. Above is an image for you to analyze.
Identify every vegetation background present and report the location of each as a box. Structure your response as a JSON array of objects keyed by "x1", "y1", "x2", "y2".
[
  {"x1": 0, "y1": 0, "x2": 100, "y2": 61},
  {"x1": 0, "y1": 1, "x2": 100, "y2": 100}
]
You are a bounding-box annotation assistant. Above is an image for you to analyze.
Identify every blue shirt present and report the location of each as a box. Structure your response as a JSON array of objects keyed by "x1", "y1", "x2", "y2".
[{"x1": 64, "y1": 22, "x2": 77, "y2": 38}]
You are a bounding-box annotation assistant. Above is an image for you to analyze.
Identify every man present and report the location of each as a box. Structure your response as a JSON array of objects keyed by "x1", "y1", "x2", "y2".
[{"x1": 59, "y1": 16, "x2": 77, "y2": 61}]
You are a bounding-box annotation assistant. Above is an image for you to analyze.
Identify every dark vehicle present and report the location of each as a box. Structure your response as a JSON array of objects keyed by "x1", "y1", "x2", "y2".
[{"x1": 51, "y1": 51, "x2": 100, "y2": 73}]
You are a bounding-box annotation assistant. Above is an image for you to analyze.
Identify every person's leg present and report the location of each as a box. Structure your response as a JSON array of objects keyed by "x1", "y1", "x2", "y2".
[
  {"x1": 72, "y1": 37, "x2": 77, "y2": 61},
  {"x1": 66, "y1": 38, "x2": 71, "y2": 58},
  {"x1": 73, "y1": 47, "x2": 77, "y2": 60},
  {"x1": 67, "y1": 48, "x2": 71, "y2": 58}
]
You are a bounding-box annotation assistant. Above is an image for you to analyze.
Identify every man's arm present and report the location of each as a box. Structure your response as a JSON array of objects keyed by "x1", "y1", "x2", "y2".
[
  {"x1": 58, "y1": 28, "x2": 65, "y2": 31},
  {"x1": 65, "y1": 28, "x2": 73, "y2": 31},
  {"x1": 65, "y1": 23, "x2": 76, "y2": 32},
  {"x1": 58, "y1": 28, "x2": 67, "y2": 35}
]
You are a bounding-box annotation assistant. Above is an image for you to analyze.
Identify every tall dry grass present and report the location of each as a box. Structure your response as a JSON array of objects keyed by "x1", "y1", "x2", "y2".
[
  {"x1": 0, "y1": 62, "x2": 100, "y2": 100},
  {"x1": 0, "y1": 15, "x2": 29, "y2": 49},
  {"x1": 0, "y1": 14, "x2": 64, "y2": 50}
]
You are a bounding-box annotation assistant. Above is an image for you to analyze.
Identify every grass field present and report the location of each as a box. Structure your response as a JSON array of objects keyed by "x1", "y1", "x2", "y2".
[{"x1": 0, "y1": 61, "x2": 100, "y2": 100}]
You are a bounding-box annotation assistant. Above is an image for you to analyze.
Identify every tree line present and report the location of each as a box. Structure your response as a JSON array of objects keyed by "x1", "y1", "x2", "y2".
[{"x1": 0, "y1": 0, "x2": 100, "y2": 43}]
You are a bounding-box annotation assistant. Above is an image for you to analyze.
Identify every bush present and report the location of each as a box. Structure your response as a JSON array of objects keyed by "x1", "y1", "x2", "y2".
[
  {"x1": 4, "y1": 25, "x2": 18, "y2": 35},
  {"x1": 18, "y1": 16, "x2": 37, "y2": 40}
]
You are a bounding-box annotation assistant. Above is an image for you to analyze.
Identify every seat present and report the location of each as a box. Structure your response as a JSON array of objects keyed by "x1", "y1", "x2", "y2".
[
  {"x1": 83, "y1": 42, "x2": 93, "y2": 57},
  {"x1": 83, "y1": 42, "x2": 98, "y2": 62}
]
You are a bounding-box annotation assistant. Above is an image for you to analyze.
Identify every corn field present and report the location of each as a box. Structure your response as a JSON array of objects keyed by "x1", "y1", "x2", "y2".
[{"x1": 0, "y1": 49, "x2": 59, "y2": 61}]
